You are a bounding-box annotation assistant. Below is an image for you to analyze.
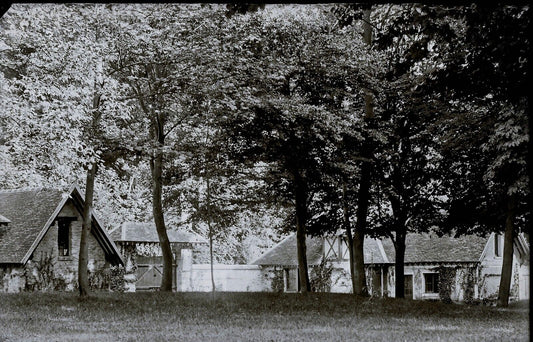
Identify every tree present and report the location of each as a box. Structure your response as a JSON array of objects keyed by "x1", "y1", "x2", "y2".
[
  {"x1": 224, "y1": 5, "x2": 366, "y2": 293},
  {"x1": 430, "y1": 4, "x2": 530, "y2": 307},
  {"x1": 106, "y1": 4, "x2": 252, "y2": 291},
  {"x1": 331, "y1": 4, "x2": 471, "y2": 298},
  {"x1": 0, "y1": 4, "x2": 134, "y2": 296}
]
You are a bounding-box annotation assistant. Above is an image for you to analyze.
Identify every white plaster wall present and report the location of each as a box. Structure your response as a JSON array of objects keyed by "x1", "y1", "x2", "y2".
[
  {"x1": 479, "y1": 235, "x2": 525, "y2": 300},
  {"x1": 180, "y1": 264, "x2": 271, "y2": 292},
  {"x1": 330, "y1": 267, "x2": 352, "y2": 293},
  {"x1": 519, "y1": 265, "x2": 529, "y2": 300}
]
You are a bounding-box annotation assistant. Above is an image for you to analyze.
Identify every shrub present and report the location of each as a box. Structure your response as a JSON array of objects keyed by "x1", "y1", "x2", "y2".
[
  {"x1": 437, "y1": 266, "x2": 456, "y2": 304},
  {"x1": 310, "y1": 259, "x2": 332, "y2": 292},
  {"x1": 271, "y1": 268, "x2": 284, "y2": 292}
]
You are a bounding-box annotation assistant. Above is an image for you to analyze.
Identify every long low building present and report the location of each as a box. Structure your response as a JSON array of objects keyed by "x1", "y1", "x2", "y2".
[{"x1": 250, "y1": 232, "x2": 530, "y2": 302}]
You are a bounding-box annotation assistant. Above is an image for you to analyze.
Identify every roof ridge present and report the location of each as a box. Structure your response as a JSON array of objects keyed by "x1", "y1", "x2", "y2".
[
  {"x1": 0, "y1": 187, "x2": 44, "y2": 193},
  {"x1": 0, "y1": 186, "x2": 65, "y2": 193}
]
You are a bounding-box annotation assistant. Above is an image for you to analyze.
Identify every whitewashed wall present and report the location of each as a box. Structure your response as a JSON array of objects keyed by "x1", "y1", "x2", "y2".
[{"x1": 179, "y1": 261, "x2": 272, "y2": 292}]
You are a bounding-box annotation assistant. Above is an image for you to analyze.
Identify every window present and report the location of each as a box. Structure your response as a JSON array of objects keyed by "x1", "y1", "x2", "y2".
[
  {"x1": 57, "y1": 219, "x2": 71, "y2": 256},
  {"x1": 404, "y1": 275, "x2": 413, "y2": 299},
  {"x1": 424, "y1": 273, "x2": 439, "y2": 293}
]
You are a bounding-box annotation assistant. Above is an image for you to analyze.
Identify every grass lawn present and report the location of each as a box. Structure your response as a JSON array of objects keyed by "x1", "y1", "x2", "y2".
[{"x1": 0, "y1": 292, "x2": 529, "y2": 342}]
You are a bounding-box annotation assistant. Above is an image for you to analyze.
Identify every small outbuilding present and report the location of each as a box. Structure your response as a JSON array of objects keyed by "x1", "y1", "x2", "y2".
[{"x1": 109, "y1": 222, "x2": 206, "y2": 291}]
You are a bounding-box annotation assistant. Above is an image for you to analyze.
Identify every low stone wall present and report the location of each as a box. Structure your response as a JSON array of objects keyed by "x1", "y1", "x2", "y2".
[
  {"x1": 180, "y1": 264, "x2": 271, "y2": 292},
  {"x1": 0, "y1": 262, "x2": 124, "y2": 293}
]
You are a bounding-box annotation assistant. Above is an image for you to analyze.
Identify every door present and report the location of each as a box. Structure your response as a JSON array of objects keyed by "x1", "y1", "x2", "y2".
[
  {"x1": 136, "y1": 265, "x2": 163, "y2": 290},
  {"x1": 285, "y1": 268, "x2": 299, "y2": 292},
  {"x1": 404, "y1": 275, "x2": 413, "y2": 299}
]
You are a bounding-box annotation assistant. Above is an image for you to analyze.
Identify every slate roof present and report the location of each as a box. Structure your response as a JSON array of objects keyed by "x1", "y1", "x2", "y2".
[
  {"x1": 380, "y1": 232, "x2": 488, "y2": 263},
  {"x1": 0, "y1": 186, "x2": 123, "y2": 265},
  {"x1": 0, "y1": 188, "x2": 66, "y2": 264},
  {"x1": 109, "y1": 222, "x2": 207, "y2": 244},
  {"x1": 362, "y1": 238, "x2": 390, "y2": 264},
  {"x1": 251, "y1": 234, "x2": 390, "y2": 266},
  {"x1": 251, "y1": 234, "x2": 324, "y2": 266}
]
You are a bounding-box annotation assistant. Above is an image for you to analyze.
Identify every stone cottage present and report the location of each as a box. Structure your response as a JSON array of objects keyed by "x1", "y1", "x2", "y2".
[
  {"x1": 109, "y1": 222, "x2": 207, "y2": 291},
  {"x1": 0, "y1": 185, "x2": 123, "y2": 292},
  {"x1": 379, "y1": 232, "x2": 529, "y2": 301},
  {"x1": 251, "y1": 231, "x2": 529, "y2": 302}
]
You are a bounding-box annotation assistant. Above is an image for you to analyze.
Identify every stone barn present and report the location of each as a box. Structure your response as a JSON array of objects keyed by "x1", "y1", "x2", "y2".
[
  {"x1": 0, "y1": 185, "x2": 123, "y2": 292},
  {"x1": 109, "y1": 222, "x2": 206, "y2": 291}
]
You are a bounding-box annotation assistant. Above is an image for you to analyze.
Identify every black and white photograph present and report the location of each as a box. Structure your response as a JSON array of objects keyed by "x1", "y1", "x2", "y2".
[{"x1": 0, "y1": 3, "x2": 529, "y2": 341}]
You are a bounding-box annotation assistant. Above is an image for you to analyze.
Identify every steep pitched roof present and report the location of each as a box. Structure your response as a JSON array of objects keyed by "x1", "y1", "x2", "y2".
[
  {"x1": 0, "y1": 188, "x2": 66, "y2": 264},
  {"x1": 0, "y1": 185, "x2": 123, "y2": 265},
  {"x1": 380, "y1": 232, "x2": 488, "y2": 263},
  {"x1": 251, "y1": 234, "x2": 324, "y2": 266},
  {"x1": 109, "y1": 222, "x2": 207, "y2": 244}
]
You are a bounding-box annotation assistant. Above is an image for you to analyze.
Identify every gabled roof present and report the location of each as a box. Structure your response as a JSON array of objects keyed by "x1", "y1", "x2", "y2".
[
  {"x1": 251, "y1": 234, "x2": 324, "y2": 266},
  {"x1": 251, "y1": 234, "x2": 390, "y2": 266},
  {"x1": 109, "y1": 222, "x2": 207, "y2": 244},
  {"x1": 380, "y1": 232, "x2": 488, "y2": 263},
  {"x1": 0, "y1": 185, "x2": 123, "y2": 265}
]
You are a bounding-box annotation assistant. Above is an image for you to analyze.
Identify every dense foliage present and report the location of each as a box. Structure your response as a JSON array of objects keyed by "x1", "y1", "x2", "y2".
[{"x1": 0, "y1": 4, "x2": 529, "y2": 301}]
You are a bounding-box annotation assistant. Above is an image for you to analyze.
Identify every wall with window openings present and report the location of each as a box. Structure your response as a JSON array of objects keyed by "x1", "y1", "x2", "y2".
[{"x1": 385, "y1": 264, "x2": 480, "y2": 301}]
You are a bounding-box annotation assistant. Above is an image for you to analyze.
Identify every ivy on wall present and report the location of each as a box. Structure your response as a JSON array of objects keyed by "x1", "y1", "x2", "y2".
[
  {"x1": 88, "y1": 266, "x2": 125, "y2": 292},
  {"x1": 460, "y1": 266, "x2": 477, "y2": 304},
  {"x1": 24, "y1": 251, "x2": 68, "y2": 291},
  {"x1": 270, "y1": 267, "x2": 284, "y2": 292},
  {"x1": 18, "y1": 249, "x2": 126, "y2": 292},
  {"x1": 310, "y1": 260, "x2": 332, "y2": 293},
  {"x1": 437, "y1": 266, "x2": 457, "y2": 304}
]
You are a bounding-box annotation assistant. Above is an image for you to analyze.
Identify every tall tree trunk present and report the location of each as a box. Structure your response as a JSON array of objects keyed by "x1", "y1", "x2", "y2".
[
  {"x1": 351, "y1": 5, "x2": 374, "y2": 297},
  {"x1": 294, "y1": 170, "x2": 311, "y2": 293},
  {"x1": 391, "y1": 143, "x2": 408, "y2": 299},
  {"x1": 78, "y1": 85, "x2": 101, "y2": 298},
  {"x1": 206, "y1": 174, "x2": 216, "y2": 296},
  {"x1": 204, "y1": 102, "x2": 216, "y2": 297},
  {"x1": 353, "y1": 163, "x2": 370, "y2": 296},
  {"x1": 343, "y1": 181, "x2": 357, "y2": 293},
  {"x1": 394, "y1": 229, "x2": 406, "y2": 298},
  {"x1": 78, "y1": 163, "x2": 97, "y2": 297},
  {"x1": 151, "y1": 124, "x2": 173, "y2": 292},
  {"x1": 497, "y1": 194, "x2": 516, "y2": 307}
]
